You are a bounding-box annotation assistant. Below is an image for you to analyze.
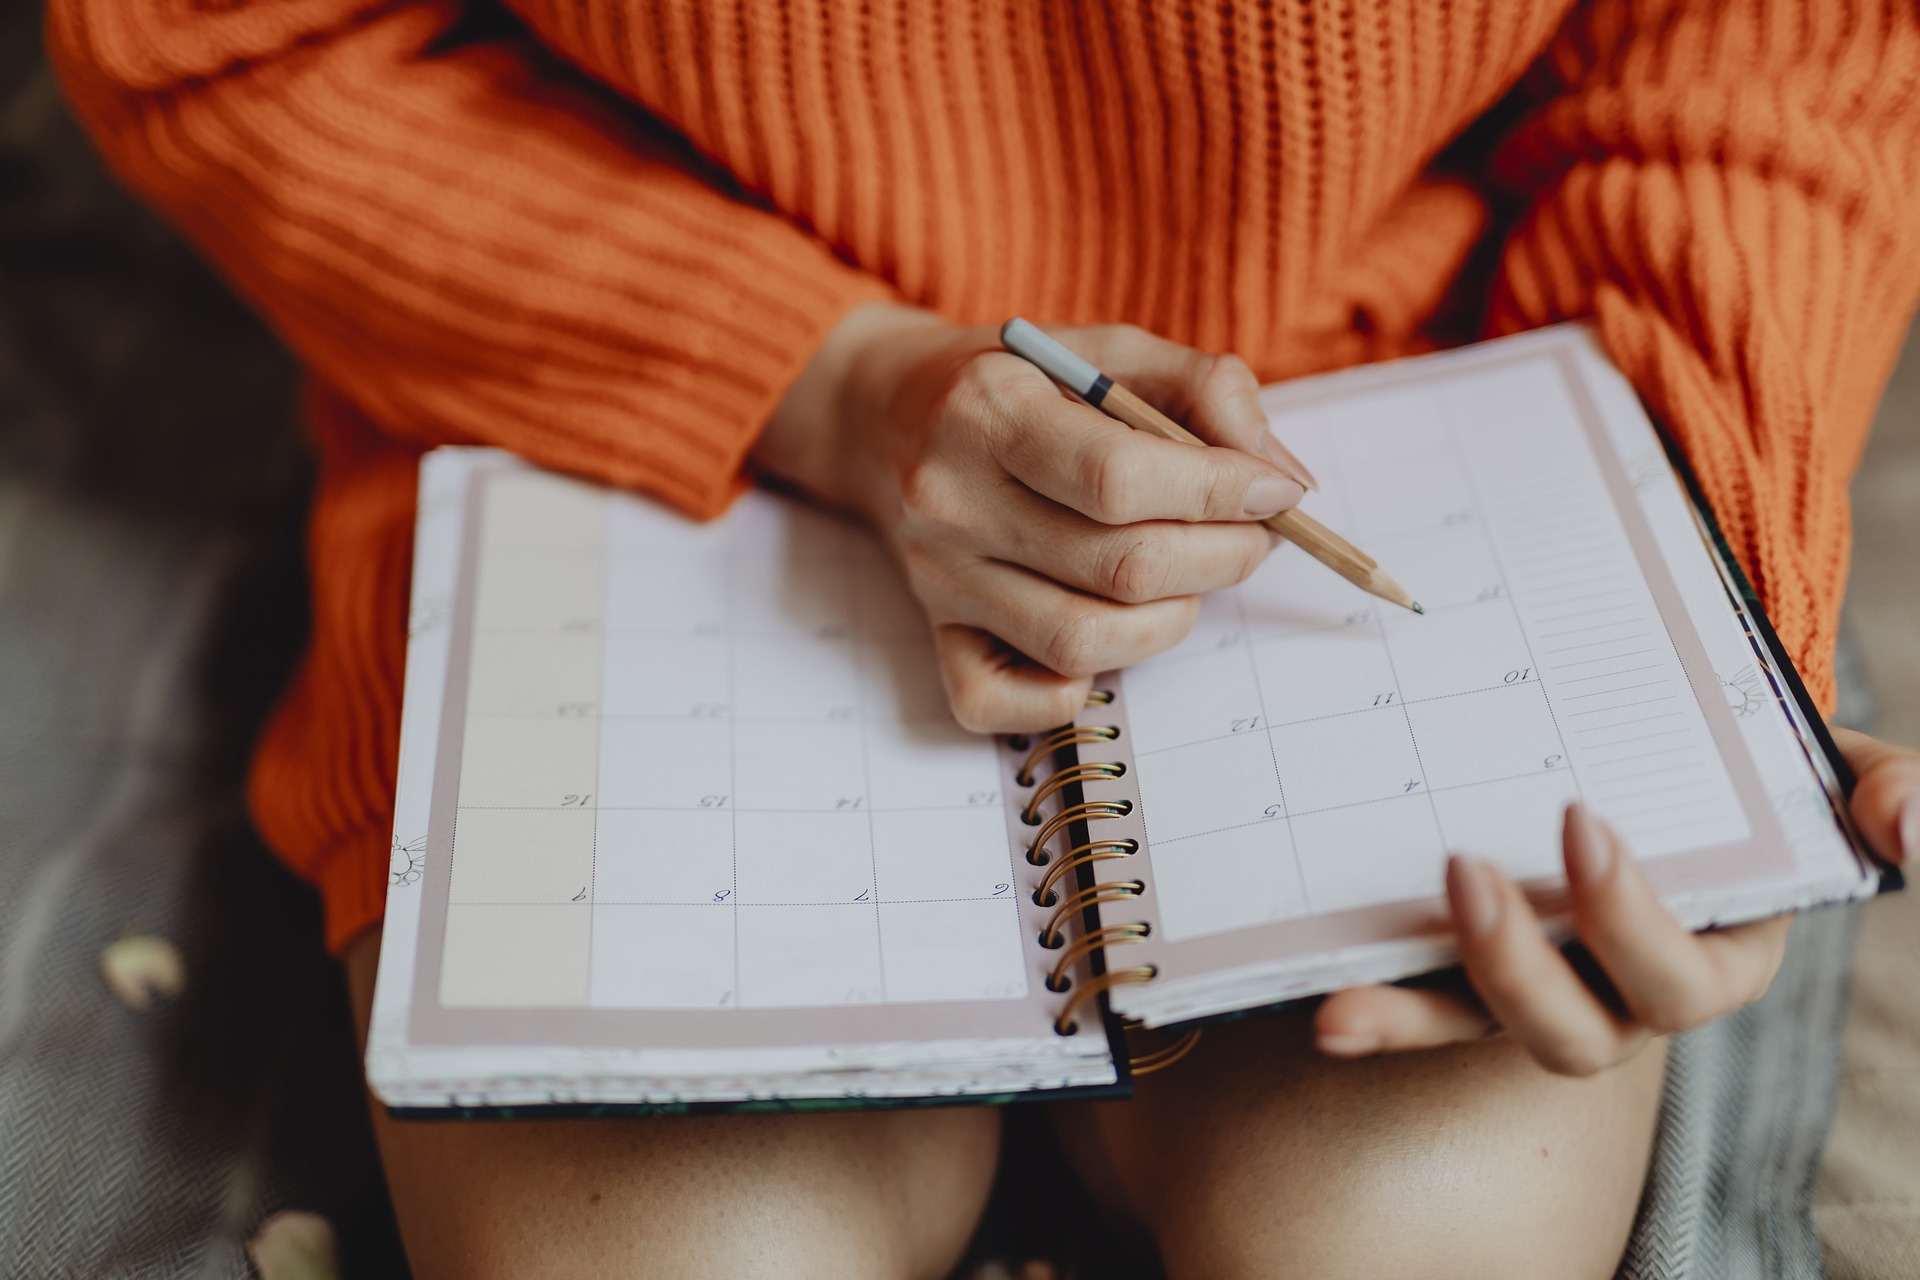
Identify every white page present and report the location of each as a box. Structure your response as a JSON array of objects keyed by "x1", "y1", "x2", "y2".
[
  {"x1": 367, "y1": 451, "x2": 1114, "y2": 1108},
  {"x1": 1053, "y1": 326, "x2": 1872, "y2": 1025}
]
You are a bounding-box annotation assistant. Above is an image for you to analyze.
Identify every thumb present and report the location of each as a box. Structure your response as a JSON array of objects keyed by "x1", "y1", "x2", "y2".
[{"x1": 1832, "y1": 727, "x2": 1920, "y2": 866}]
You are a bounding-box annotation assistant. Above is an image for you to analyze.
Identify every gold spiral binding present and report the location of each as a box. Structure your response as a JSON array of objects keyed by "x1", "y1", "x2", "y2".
[
  {"x1": 1045, "y1": 923, "x2": 1151, "y2": 991},
  {"x1": 1038, "y1": 879, "x2": 1145, "y2": 949},
  {"x1": 1126, "y1": 1027, "x2": 1204, "y2": 1075},
  {"x1": 1015, "y1": 724, "x2": 1120, "y2": 786},
  {"x1": 1025, "y1": 800, "x2": 1131, "y2": 866},
  {"x1": 1020, "y1": 761, "x2": 1127, "y2": 825},
  {"x1": 1033, "y1": 839, "x2": 1138, "y2": 906},
  {"x1": 1014, "y1": 692, "x2": 1175, "y2": 1068},
  {"x1": 1055, "y1": 966, "x2": 1157, "y2": 1036}
]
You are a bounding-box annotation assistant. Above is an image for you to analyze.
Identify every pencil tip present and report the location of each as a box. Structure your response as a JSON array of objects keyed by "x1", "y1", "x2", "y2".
[{"x1": 1411, "y1": 601, "x2": 1425, "y2": 615}]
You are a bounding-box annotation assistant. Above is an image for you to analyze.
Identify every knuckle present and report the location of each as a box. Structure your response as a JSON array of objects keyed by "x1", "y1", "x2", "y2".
[
  {"x1": 1203, "y1": 350, "x2": 1256, "y2": 395},
  {"x1": 1198, "y1": 456, "x2": 1244, "y2": 519},
  {"x1": 1042, "y1": 608, "x2": 1106, "y2": 677},
  {"x1": 1103, "y1": 534, "x2": 1172, "y2": 603},
  {"x1": 1086, "y1": 441, "x2": 1146, "y2": 522},
  {"x1": 897, "y1": 464, "x2": 966, "y2": 532}
]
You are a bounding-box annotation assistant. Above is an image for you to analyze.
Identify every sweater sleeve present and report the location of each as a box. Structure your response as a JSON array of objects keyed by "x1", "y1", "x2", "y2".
[
  {"x1": 46, "y1": 0, "x2": 889, "y2": 516},
  {"x1": 1485, "y1": 0, "x2": 1920, "y2": 711}
]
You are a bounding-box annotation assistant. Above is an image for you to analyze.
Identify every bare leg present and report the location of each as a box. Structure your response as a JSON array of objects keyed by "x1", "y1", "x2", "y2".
[
  {"x1": 1054, "y1": 1007, "x2": 1664, "y2": 1280},
  {"x1": 345, "y1": 932, "x2": 1000, "y2": 1280}
]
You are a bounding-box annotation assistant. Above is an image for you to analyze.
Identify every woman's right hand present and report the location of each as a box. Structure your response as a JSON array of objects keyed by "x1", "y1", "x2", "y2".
[{"x1": 756, "y1": 303, "x2": 1313, "y2": 732}]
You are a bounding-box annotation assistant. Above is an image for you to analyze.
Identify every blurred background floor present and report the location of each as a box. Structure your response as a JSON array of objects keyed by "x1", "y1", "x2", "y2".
[{"x1": 3, "y1": 1, "x2": 1917, "y2": 1273}]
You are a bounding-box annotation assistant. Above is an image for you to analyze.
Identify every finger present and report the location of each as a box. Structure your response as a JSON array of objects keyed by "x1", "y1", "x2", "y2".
[
  {"x1": 1052, "y1": 324, "x2": 1319, "y2": 490},
  {"x1": 1562, "y1": 804, "x2": 1786, "y2": 1033},
  {"x1": 988, "y1": 488, "x2": 1278, "y2": 604},
  {"x1": 1448, "y1": 854, "x2": 1648, "y2": 1076},
  {"x1": 932, "y1": 557, "x2": 1201, "y2": 679},
  {"x1": 991, "y1": 372, "x2": 1305, "y2": 525},
  {"x1": 1315, "y1": 983, "x2": 1496, "y2": 1056},
  {"x1": 932, "y1": 625, "x2": 1092, "y2": 733},
  {"x1": 1831, "y1": 727, "x2": 1920, "y2": 866}
]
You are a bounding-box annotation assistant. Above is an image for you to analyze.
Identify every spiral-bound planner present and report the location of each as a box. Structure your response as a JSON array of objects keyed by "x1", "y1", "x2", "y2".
[{"x1": 366, "y1": 325, "x2": 1892, "y2": 1114}]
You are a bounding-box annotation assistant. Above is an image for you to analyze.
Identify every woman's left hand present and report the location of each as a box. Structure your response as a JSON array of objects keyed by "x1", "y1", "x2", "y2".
[{"x1": 1315, "y1": 728, "x2": 1920, "y2": 1076}]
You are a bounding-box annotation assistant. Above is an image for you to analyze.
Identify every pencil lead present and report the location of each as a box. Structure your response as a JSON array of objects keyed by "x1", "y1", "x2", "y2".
[{"x1": 1411, "y1": 601, "x2": 1425, "y2": 615}]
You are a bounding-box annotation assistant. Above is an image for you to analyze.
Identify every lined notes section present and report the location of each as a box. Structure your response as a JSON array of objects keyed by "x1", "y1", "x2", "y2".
[{"x1": 1440, "y1": 363, "x2": 1748, "y2": 856}]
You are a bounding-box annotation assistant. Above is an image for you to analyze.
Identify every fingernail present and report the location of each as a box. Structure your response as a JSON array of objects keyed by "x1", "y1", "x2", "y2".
[
  {"x1": 1564, "y1": 802, "x2": 1612, "y2": 888},
  {"x1": 1316, "y1": 1032, "x2": 1382, "y2": 1057},
  {"x1": 1243, "y1": 473, "x2": 1306, "y2": 518},
  {"x1": 1448, "y1": 855, "x2": 1503, "y2": 939},
  {"x1": 1260, "y1": 435, "x2": 1321, "y2": 491},
  {"x1": 1900, "y1": 795, "x2": 1920, "y2": 866}
]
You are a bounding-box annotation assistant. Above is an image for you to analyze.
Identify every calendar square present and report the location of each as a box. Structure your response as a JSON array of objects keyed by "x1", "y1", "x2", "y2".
[
  {"x1": 1265, "y1": 708, "x2": 1423, "y2": 814},
  {"x1": 1403, "y1": 681, "x2": 1565, "y2": 791},
  {"x1": 1250, "y1": 625, "x2": 1398, "y2": 725},
  {"x1": 600, "y1": 635, "x2": 729, "y2": 718},
  {"x1": 1153, "y1": 818, "x2": 1307, "y2": 943},
  {"x1": 1136, "y1": 731, "x2": 1285, "y2": 843},
  {"x1": 735, "y1": 906, "x2": 883, "y2": 1008},
  {"x1": 473, "y1": 552, "x2": 602, "y2": 631},
  {"x1": 457, "y1": 717, "x2": 598, "y2": 809},
  {"x1": 464, "y1": 632, "x2": 599, "y2": 716},
  {"x1": 480, "y1": 472, "x2": 603, "y2": 552},
  {"x1": 592, "y1": 808, "x2": 735, "y2": 905},
  {"x1": 447, "y1": 807, "x2": 595, "y2": 904},
  {"x1": 858, "y1": 638, "x2": 951, "y2": 722},
  {"x1": 878, "y1": 901, "x2": 1030, "y2": 1003},
  {"x1": 1431, "y1": 768, "x2": 1579, "y2": 882},
  {"x1": 1240, "y1": 540, "x2": 1378, "y2": 639},
  {"x1": 733, "y1": 720, "x2": 867, "y2": 810},
  {"x1": 734, "y1": 810, "x2": 874, "y2": 904},
  {"x1": 730, "y1": 552, "x2": 854, "y2": 638},
  {"x1": 732, "y1": 636, "x2": 861, "y2": 720},
  {"x1": 1341, "y1": 452, "x2": 1475, "y2": 543},
  {"x1": 1289, "y1": 793, "x2": 1447, "y2": 913},
  {"x1": 1122, "y1": 647, "x2": 1261, "y2": 752},
  {"x1": 1367, "y1": 524, "x2": 1505, "y2": 613},
  {"x1": 870, "y1": 805, "x2": 1015, "y2": 902},
  {"x1": 588, "y1": 905, "x2": 735, "y2": 1008},
  {"x1": 440, "y1": 905, "x2": 588, "y2": 1007},
  {"x1": 864, "y1": 719, "x2": 1003, "y2": 810},
  {"x1": 1317, "y1": 384, "x2": 1448, "y2": 465},
  {"x1": 597, "y1": 719, "x2": 733, "y2": 809},
  {"x1": 603, "y1": 554, "x2": 728, "y2": 635},
  {"x1": 1380, "y1": 600, "x2": 1534, "y2": 702}
]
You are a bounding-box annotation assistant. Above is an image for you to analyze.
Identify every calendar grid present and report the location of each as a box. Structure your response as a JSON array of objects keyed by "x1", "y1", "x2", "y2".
[
  {"x1": 435, "y1": 475, "x2": 1036, "y2": 1014},
  {"x1": 1112, "y1": 354, "x2": 1747, "y2": 946}
]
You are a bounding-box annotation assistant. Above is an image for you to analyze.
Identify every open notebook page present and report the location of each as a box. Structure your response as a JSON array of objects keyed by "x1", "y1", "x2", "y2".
[
  {"x1": 365, "y1": 450, "x2": 1115, "y2": 1109},
  {"x1": 1065, "y1": 326, "x2": 1876, "y2": 1027}
]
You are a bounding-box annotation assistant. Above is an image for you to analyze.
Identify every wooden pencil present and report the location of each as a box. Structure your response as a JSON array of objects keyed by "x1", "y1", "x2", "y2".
[{"x1": 999, "y1": 318, "x2": 1422, "y2": 615}]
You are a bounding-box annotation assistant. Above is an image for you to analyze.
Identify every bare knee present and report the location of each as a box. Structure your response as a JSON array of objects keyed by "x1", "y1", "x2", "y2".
[
  {"x1": 347, "y1": 933, "x2": 999, "y2": 1280},
  {"x1": 1056, "y1": 1014, "x2": 1664, "y2": 1280}
]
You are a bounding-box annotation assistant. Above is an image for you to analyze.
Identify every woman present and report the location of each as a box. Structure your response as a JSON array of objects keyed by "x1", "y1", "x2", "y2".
[{"x1": 50, "y1": 0, "x2": 1920, "y2": 1274}]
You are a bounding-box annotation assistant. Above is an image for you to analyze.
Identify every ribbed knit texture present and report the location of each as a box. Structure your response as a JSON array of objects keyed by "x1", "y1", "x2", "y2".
[{"x1": 47, "y1": 0, "x2": 1920, "y2": 953}]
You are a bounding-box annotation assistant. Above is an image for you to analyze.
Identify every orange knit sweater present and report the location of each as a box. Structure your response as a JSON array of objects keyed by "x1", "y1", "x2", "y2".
[{"x1": 48, "y1": 0, "x2": 1920, "y2": 953}]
